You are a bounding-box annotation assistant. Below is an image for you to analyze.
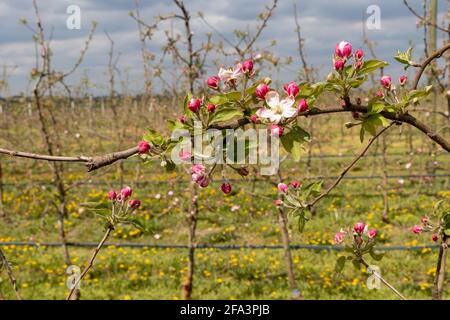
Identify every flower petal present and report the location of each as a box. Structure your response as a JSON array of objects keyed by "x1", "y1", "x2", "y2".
[
  {"x1": 280, "y1": 96, "x2": 294, "y2": 109},
  {"x1": 265, "y1": 91, "x2": 280, "y2": 109},
  {"x1": 269, "y1": 113, "x2": 282, "y2": 123},
  {"x1": 256, "y1": 108, "x2": 275, "y2": 119}
]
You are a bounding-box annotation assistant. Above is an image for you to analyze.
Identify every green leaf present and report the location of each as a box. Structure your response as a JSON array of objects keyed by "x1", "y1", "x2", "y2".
[
  {"x1": 362, "y1": 114, "x2": 389, "y2": 137},
  {"x1": 143, "y1": 129, "x2": 165, "y2": 146},
  {"x1": 406, "y1": 85, "x2": 433, "y2": 104},
  {"x1": 128, "y1": 218, "x2": 146, "y2": 231},
  {"x1": 444, "y1": 229, "x2": 450, "y2": 236},
  {"x1": 359, "y1": 127, "x2": 365, "y2": 143},
  {"x1": 209, "y1": 94, "x2": 227, "y2": 105},
  {"x1": 225, "y1": 91, "x2": 242, "y2": 101},
  {"x1": 208, "y1": 107, "x2": 244, "y2": 125},
  {"x1": 358, "y1": 59, "x2": 388, "y2": 75},
  {"x1": 352, "y1": 259, "x2": 361, "y2": 270},
  {"x1": 335, "y1": 256, "x2": 346, "y2": 273},
  {"x1": 369, "y1": 102, "x2": 385, "y2": 114},
  {"x1": 280, "y1": 126, "x2": 310, "y2": 162},
  {"x1": 369, "y1": 249, "x2": 384, "y2": 261},
  {"x1": 394, "y1": 47, "x2": 413, "y2": 68},
  {"x1": 348, "y1": 76, "x2": 367, "y2": 88}
]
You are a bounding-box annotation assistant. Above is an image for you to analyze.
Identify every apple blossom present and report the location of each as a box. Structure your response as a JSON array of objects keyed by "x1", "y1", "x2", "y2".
[
  {"x1": 354, "y1": 49, "x2": 364, "y2": 60},
  {"x1": 412, "y1": 225, "x2": 423, "y2": 234},
  {"x1": 290, "y1": 180, "x2": 299, "y2": 189},
  {"x1": 274, "y1": 199, "x2": 283, "y2": 207},
  {"x1": 432, "y1": 234, "x2": 439, "y2": 242},
  {"x1": 242, "y1": 59, "x2": 254, "y2": 74},
  {"x1": 207, "y1": 103, "x2": 216, "y2": 113},
  {"x1": 255, "y1": 83, "x2": 269, "y2": 100},
  {"x1": 179, "y1": 115, "x2": 186, "y2": 124},
  {"x1": 380, "y1": 75, "x2": 392, "y2": 88},
  {"x1": 138, "y1": 140, "x2": 151, "y2": 154},
  {"x1": 206, "y1": 76, "x2": 220, "y2": 89},
  {"x1": 334, "y1": 232, "x2": 346, "y2": 244},
  {"x1": 298, "y1": 99, "x2": 308, "y2": 112},
  {"x1": 368, "y1": 229, "x2": 377, "y2": 239},
  {"x1": 353, "y1": 222, "x2": 365, "y2": 234},
  {"x1": 277, "y1": 183, "x2": 288, "y2": 193},
  {"x1": 335, "y1": 41, "x2": 352, "y2": 58},
  {"x1": 334, "y1": 59, "x2": 345, "y2": 71},
  {"x1": 270, "y1": 124, "x2": 284, "y2": 137},
  {"x1": 191, "y1": 164, "x2": 205, "y2": 174},
  {"x1": 249, "y1": 114, "x2": 258, "y2": 123},
  {"x1": 218, "y1": 64, "x2": 242, "y2": 84},
  {"x1": 120, "y1": 186, "x2": 132, "y2": 199},
  {"x1": 256, "y1": 91, "x2": 296, "y2": 123},
  {"x1": 108, "y1": 190, "x2": 117, "y2": 201},
  {"x1": 188, "y1": 98, "x2": 202, "y2": 113},
  {"x1": 283, "y1": 82, "x2": 299, "y2": 97},
  {"x1": 129, "y1": 199, "x2": 141, "y2": 209},
  {"x1": 399, "y1": 75, "x2": 407, "y2": 86},
  {"x1": 179, "y1": 150, "x2": 192, "y2": 161},
  {"x1": 221, "y1": 182, "x2": 232, "y2": 194},
  {"x1": 421, "y1": 216, "x2": 429, "y2": 224}
]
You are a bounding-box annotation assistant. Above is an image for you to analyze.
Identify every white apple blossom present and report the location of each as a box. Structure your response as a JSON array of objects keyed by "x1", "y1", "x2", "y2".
[
  {"x1": 256, "y1": 91, "x2": 296, "y2": 123},
  {"x1": 218, "y1": 63, "x2": 242, "y2": 83}
]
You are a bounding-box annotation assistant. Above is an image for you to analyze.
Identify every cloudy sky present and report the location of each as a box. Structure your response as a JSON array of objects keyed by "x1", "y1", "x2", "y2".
[{"x1": 0, "y1": 0, "x2": 448, "y2": 96}]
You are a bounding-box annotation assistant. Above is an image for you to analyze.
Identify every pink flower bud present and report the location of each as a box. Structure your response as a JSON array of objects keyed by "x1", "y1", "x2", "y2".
[
  {"x1": 207, "y1": 103, "x2": 216, "y2": 113},
  {"x1": 412, "y1": 225, "x2": 423, "y2": 234},
  {"x1": 179, "y1": 115, "x2": 186, "y2": 124},
  {"x1": 399, "y1": 76, "x2": 407, "y2": 86},
  {"x1": 197, "y1": 175, "x2": 210, "y2": 188},
  {"x1": 274, "y1": 199, "x2": 283, "y2": 207},
  {"x1": 380, "y1": 75, "x2": 392, "y2": 88},
  {"x1": 432, "y1": 234, "x2": 439, "y2": 242},
  {"x1": 138, "y1": 140, "x2": 151, "y2": 154},
  {"x1": 255, "y1": 83, "x2": 269, "y2": 100},
  {"x1": 242, "y1": 59, "x2": 254, "y2": 74},
  {"x1": 368, "y1": 228, "x2": 377, "y2": 239},
  {"x1": 353, "y1": 222, "x2": 366, "y2": 234},
  {"x1": 335, "y1": 41, "x2": 352, "y2": 58},
  {"x1": 376, "y1": 90, "x2": 384, "y2": 98},
  {"x1": 179, "y1": 150, "x2": 192, "y2": 161},
  {"x1": 206, "y1": 76, "x2": 220, "y2": 89},
  {"x1": 283, "y1": 82, "x2": 299, "y2": 97},
  {"x1": 334, "y1": 232, "x2": 346, "y2": 244},
  {"x1": 221, "y1": 182, "x2": 232, "y2": 194},
  {"x1": 108, "y1": 190, "x2": 117, "y2": 201},
  {"x1": 129, "y1": 199, "x2": 141, "y2": 209},
  {"x1": 354, "y1": 49, "x2": 364, "y2": 60},
  {"x1": 355, "y1": 61, "x2": 363, "y2": 70},
  {"x1": 277, "y1": 183, "x2": 288, "y2": 193},
  {"x1": 297, "y1": 99, "x2": 308, "y2": 112},
  {"x1": 188, "y1": 98, "x2": 202, "y2": 113},
  {"x1": 290, "y1": 180, "x2": 299, "y2": 189},
  {"x1": 191, "y1": 164, "x2": 205, "y2": 174},
  {"x1": 421, "y1": 216, "x2": 429, "y2": 224},
  {"x1": 334, "y1": 59, "x2": 345, "y2": 71},
  {"x1": 250, "y1": 114, "x2": 258, "y2": 123},
  {"x1": 270, "y1": 124, "x2": 283, "y2": 137},
  {"x1": 120, "y1": 186, "x2": 132, "y2": 199}
]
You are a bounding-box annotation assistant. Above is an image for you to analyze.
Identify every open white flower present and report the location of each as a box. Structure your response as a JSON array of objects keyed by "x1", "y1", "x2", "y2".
[
  {"x1": 256, "y1": 91, "x2": 296, "y2": 123},
  {"x1": 218, "y1": 64, "x2": 242, "y2": 83}
]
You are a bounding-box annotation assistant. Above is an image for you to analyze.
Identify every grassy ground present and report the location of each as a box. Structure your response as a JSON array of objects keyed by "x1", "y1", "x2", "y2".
[{"x1": 0, "y1": 99, "x2": 449, "y2": 299}]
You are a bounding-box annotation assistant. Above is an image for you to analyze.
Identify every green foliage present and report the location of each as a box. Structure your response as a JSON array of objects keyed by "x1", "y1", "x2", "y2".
[
  {"x1": 280, "y1": 125, "x2": 310, "y2": 162},
  {"x1": 394, "y1": 47, "x2": 413, "y2": 70},
  {"x1": 208, "y1": 107, "x2": 244, "y2": 125}
]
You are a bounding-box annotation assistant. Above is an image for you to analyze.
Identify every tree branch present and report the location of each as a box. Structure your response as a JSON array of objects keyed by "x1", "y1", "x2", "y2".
[{"x1": 412, "y1": 42, "x2": 450, "y2": 90}]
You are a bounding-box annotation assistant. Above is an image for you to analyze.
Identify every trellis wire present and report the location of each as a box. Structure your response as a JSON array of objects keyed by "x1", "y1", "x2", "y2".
[{"x1": 0, "y1": 241, "x2": 439, "y2": 251}]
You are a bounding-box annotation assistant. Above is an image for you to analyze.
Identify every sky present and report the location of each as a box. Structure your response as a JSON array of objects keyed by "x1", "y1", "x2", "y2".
[{"x1": 0, "y1": 0, "x2": 448, "y2": 96}]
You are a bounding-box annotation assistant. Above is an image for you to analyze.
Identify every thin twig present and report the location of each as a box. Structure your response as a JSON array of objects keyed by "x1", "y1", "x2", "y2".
[
  {"x1": 307, "y1": 123, "x2": 394, "y2": 208},
  {"x1": 0, "y1": 247, "x2": 22, "y2": 300},
  {"x1": 66, "y1": 226, "x2": 113, "y2": 300}
]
